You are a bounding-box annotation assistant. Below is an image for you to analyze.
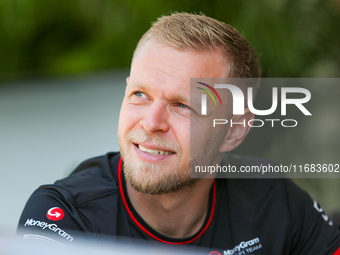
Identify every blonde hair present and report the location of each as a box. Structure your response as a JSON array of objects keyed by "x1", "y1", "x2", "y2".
[{"x1": 134, "y1": 12, "x2": 261, "y2": 83}]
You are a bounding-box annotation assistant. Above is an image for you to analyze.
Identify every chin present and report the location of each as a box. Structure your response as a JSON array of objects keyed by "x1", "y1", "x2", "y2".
[{"x1": 123, "y1": 159, "x2": 196, "y2": 195}]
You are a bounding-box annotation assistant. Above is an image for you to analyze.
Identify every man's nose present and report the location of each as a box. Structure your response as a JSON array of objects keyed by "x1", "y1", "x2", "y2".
[{"x1": 140, "y1": 102, "x2": 170, "y2": 133}]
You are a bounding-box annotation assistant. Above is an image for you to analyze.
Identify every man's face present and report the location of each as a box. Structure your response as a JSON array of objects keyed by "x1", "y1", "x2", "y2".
[{"x1": 118, "y1": 40, "x2": 229, "y2": 195}]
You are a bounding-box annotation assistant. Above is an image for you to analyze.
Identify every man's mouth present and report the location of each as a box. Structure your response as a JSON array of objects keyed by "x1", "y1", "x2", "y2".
[{"x1": 137, "y1": 144, "x2": 175, "y2": 155}]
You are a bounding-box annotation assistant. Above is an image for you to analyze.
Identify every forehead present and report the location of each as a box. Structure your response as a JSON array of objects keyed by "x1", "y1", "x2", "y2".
[{"x1": 129, "y1": 41, "x2": 228, "y2": 92}]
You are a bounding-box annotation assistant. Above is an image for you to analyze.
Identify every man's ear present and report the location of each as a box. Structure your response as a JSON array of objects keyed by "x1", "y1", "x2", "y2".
[
  {"x1": 126, "y1": 77, "x2": 130, "y2": 85},
  {"x1": 219, "y1": 108, "x2": 254, "y2": 152}
]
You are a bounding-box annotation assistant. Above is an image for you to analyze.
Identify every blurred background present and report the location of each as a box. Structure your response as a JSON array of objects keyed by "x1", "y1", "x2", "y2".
[{"x1": 1, "y1": 0, "x2": 340, "y2": 235}]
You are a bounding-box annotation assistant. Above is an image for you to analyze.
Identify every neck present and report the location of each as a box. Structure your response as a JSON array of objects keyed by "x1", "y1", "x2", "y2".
[{"x1": 126, "y1": 178, "x2": 214, "y2": 239}]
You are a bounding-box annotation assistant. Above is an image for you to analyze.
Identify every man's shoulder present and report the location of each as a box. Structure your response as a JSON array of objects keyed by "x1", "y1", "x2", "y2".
[
  {"x1": 215, "y1": 155, "x2": 340, "y2": 254},
  {"x1": 59, "y1": 151, "x2": 121, "y2": 185},
  {"x1": 219, "y1": 153, "x2": 300, "y2": 203},
  {"x1": 17, "y1": 152, "x2": 122, "y2": 239},
  {"x1": 218, "y1": 154, "x2": 330, "y2": 224},
  {"x1": 50, "y1": 152, "x2": 121, "y2": 205},
  {"x1": 25, "y1": 151, "x2": 121, "y2": 209}
]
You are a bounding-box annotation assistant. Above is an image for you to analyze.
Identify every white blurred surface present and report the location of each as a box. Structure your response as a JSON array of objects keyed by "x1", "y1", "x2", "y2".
[{"x1": 0, "y1": 234, "x2": 208, "y2": 255}]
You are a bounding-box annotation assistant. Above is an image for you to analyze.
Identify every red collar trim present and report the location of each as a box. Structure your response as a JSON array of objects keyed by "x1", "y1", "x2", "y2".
[
  {"x1": 118, "y1": 157, "x2": 216, "y2": 245},
  {"x1": 333, "y1": 247, "x2": 340, "y2": 255}
]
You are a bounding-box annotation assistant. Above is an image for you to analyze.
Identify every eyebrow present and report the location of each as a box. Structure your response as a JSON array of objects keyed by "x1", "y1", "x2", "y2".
[
  {"x1": 175, "y1": 94, "x2": 191, "y2": 105},
  {"x1": 127, "y1": 82, "x2": 148, "y2": 91}
]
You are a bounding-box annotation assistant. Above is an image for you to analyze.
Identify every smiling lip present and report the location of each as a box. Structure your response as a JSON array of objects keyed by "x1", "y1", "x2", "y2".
[
  {"x1": 133, "y1": 143, "x2": 175, "y2": 162},
  {"x1": 138, "y1": 143, "x2": 175, "y2": 155}
]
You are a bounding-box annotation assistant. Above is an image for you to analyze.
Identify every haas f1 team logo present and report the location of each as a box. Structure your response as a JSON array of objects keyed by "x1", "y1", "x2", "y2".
[{"x1": 46, "y1": 207, "x2": 64, "y2": 221}]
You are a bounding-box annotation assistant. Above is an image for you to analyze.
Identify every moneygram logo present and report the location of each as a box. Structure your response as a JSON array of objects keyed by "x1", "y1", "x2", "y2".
[
  {"x1": 24, "y1": 218, "x2": 73, "y2": 242},
  {"x1": 223, "y1": 237, "x2": 262, "y2": 254},
  {"x1": 46, "y1": 207, "x2": 64, "y2": 221},
  {"x1": 198, "y1": 83, "x2": 312, "y2": 128}
]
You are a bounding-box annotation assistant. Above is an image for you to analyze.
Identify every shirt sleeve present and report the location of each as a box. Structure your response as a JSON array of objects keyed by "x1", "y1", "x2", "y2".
[
  {"x1": 17, "y1": 185, "x2": 87, "y2": 245},
  {"x1": 283, "y1": 179, "x2": 340, "y2": 254}
]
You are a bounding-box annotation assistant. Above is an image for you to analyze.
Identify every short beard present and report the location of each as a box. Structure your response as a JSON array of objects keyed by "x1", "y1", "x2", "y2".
[{"x1": 119, "y1": 130, "x2": 198, "y2": 195}]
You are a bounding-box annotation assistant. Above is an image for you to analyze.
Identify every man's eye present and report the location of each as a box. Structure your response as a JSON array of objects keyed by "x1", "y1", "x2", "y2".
[
  {"x1": 178, "y1": 103, "x2": 190, "y2": 109},
  {"x1": 135, "y1": 91, "x2": 147, "y2": 98}
]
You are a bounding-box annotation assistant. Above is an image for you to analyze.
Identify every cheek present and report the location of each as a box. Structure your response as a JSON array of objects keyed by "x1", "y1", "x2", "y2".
[{"x1": 118, "y1": 104, "x2": 143, "y2": 135}]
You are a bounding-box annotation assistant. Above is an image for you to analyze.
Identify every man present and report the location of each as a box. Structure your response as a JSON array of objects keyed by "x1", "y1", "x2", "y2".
[{"x1": 18, "y1": 12, "x2": 340, "y2": 254}]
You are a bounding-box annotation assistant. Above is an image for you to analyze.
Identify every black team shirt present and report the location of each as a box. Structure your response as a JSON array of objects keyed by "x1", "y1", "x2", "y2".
[{"x1": 17, "y1": 152, "x2": 340, "y2": 254}]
